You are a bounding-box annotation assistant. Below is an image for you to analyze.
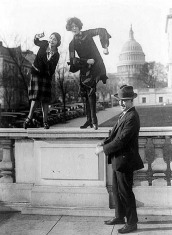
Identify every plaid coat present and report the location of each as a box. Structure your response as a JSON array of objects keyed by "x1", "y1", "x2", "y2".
[{"x1": 29, "y1": 38, "x2": 60, "y2": 102}]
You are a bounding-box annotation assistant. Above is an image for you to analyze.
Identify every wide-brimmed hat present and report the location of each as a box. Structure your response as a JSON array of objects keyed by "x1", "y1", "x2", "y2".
[{"x1": 114, "y1": 85, "x2": 137, "y2": 100}]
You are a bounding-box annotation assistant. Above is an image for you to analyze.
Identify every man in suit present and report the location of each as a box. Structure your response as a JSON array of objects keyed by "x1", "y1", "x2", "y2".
[{"x1": 95, "y1": 85, "x2": 144, "y2": 234}]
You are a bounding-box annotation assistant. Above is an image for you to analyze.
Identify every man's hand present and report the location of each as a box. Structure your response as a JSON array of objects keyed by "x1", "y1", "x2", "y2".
[
  {"x1": 97, "y1": 142, "x2": 103, "y2": 147},
  {"x1": 87, "y1": 59, "x2": 95, "y2": 65},
  {"x1": 95, "y1": 145, "x2": 104, "y2": 155}
]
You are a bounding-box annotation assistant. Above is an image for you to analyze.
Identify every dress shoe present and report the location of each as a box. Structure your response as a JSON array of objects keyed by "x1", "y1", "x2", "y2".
[
  {"x1": 118, "y1": 223, "x2": 137, "y2": 234},
  {"x1": 23, "y1": 117, "x2": 32, "y2": 129},
  {"x1": 104, "y1": 217, "x2": 125, "y2": 225},
  {"x1": 80, "y1": 121, "x2": 93, "y2": 129},
  {"x1": 93, "y1": 123, "x2": 98, "y2": 130}
]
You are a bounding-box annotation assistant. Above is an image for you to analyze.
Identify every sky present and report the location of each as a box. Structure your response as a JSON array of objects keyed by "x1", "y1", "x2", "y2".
[{"x1": 0, "y1": 0, "x2": 171, "y2": 73}]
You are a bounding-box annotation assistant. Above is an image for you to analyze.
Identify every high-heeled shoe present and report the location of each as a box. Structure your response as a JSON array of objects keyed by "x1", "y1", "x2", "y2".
[
  {"x1": 80, "y1": 121, "x2": 93, "y2": 129},
  {"x1": 44, "y1": 122, "x2": 50, "y2": 129},
  {"x1": 93, "y1": 123, "x2": 98, "y2": 130},
  {"x1": 23, "y1": 117, "x2": 32, "y2": 129}
]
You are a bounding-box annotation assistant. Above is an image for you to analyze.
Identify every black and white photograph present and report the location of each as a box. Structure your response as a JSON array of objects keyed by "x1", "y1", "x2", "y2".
[{"x1": 0, "y1": 0, "x2": 172, "y2": 234}]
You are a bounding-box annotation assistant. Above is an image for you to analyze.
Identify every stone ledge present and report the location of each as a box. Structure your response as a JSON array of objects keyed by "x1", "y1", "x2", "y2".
[
  {"x1": 0, "y1": 126, "x2": 172, "y2": 139},
  {"x1": 0, "y1": 202, "x2": 29, "y2": 212},
  {"x1": 22, "y1": 205, "x2": 114, "y2": 217},
  {"x1": 22, "y1": 205, "x2": 172, "y2": 217}
]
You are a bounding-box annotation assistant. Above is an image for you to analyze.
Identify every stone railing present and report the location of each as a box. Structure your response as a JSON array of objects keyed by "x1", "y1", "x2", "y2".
[{"x1": 0, "y1": 127, "x2": 172, "y2": 215}]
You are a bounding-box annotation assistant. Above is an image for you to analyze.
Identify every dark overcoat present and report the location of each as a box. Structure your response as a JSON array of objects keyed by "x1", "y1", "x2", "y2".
[
  {"x1": 69, "y1": 28, "x2": 111, "y2": 84},
  {"x1": 103, "y1": 107, "x2": 144, "y2": 172}
]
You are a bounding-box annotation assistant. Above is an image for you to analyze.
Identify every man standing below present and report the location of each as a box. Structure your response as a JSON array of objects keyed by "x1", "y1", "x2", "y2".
[{"x1": 95, "y1": 85, "x2": 144, "y2": 234}]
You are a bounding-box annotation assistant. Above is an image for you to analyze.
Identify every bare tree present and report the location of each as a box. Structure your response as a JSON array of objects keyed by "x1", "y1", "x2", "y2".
[
  {"x1": 54, "y1": 50, "x2": 80, "y2": 120},
  {"x1": 97, "y1": 73, "x2": 118, "y2": 108},
  {"x1": 134, "y1": 61, "x2": 168, "y2": 88},
  {"x1": 0, "y1": 36, "x2": 34, "y2": 108},
  {"x1": 0, "y1": 71, "x2": 15, "y2": 110}
]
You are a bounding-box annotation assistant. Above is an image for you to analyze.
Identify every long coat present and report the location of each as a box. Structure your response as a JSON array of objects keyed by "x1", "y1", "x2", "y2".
[
  {"x1": 69, "y1": 28, "x2": 111, "y2": 84},
  {"x1": 29, "y1": 37, "x2": 60, "y2": 102},
  {"x1": 103, "y1": 107, "x2": 144, "y2": 172}
]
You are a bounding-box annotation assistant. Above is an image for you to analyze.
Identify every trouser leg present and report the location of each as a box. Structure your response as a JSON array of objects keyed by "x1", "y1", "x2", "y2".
[
  {"x1": 112, "y1": 170, "x2": 126, "y2": 219},
  {"x1": 116, "y1": 171, "x2": 138, "y2": 225}
]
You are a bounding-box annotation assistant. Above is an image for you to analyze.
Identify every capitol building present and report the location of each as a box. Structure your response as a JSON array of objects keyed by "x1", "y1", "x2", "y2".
[
  {"x1": 115, "y1": 13, "x2": 172, "y2": 106},
  {"x1": 117, "y1": 25, "x2": 145, "y2": 88}
]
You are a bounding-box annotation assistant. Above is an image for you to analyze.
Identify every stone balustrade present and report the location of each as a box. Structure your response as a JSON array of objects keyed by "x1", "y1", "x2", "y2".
[{"x1": 0, "y1": 127, "x2": 172, "y2": 215}]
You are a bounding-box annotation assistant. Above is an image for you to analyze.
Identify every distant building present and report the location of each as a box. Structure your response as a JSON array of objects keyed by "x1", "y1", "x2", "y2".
[
  {"x1": 115, "y1": 20, "x2": 172, "y2": 106},
  {"x1": 0, "y1": 41, "x2": 35, "y2": 110},
  {"x1": 133, "y1": 8, "x2": 172, "y2": 106},
  {"x1": 166, "y1": 8, "x2": 172, "y2": 88},
  {"x1": 117, "y1": 25, "x2": 145, "y2": 88}
]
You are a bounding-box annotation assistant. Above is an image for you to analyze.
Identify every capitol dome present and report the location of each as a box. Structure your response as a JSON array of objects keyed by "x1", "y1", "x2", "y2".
[
  {"x1": 121, "y1": 39, "x2": 143, "y2": 53},
  {"x1": 117, "y1": 26, "x2": 145, "y2": 73}
]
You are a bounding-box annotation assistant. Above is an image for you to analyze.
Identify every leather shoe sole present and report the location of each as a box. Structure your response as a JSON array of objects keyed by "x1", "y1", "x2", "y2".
[
  {"x1": 80, "y1": 123, "x2": 93, "y2": 129},
  {"x1": 118, "y1": 224, "x2": 137, "y2": 233},
  {"x1": 104, "y1": 218, "x2": 125, "y2": 225}
]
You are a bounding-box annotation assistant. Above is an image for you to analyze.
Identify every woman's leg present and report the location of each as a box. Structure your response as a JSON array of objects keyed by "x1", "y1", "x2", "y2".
[
  {"x1": 41, "y1": 102, "x2": 49, "y2": 122},
  {"x1": 41, "y1": 102, "x2": 50, "y2": 129},
  {"x1": 80, "y1": 95, "x2": 93, "y2": 129},
  {"x1": 23, "y1": 100, "x2": 39, "y2": 129},
  {"x1": 80, "y1": 87, "x2": 93, "y2": 129},
  {"x1": 88, "y1": 89, "x2": 98, "y2": 129},
  {"x1": 28, "y1": 100, "x2": 39, "y2": 119}
]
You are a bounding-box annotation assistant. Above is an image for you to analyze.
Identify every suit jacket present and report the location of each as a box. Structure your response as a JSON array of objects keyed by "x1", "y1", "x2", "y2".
[{"x1": 103, "y1": 107, "x2": 144, "y2": 172}]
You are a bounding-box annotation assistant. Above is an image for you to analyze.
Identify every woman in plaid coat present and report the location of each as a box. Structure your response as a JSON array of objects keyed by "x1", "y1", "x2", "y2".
[{"x1": 23, "y1": 32, "x2": 61, "y2": 129}]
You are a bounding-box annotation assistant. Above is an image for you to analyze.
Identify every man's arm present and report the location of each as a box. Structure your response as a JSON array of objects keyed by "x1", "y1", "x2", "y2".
[{"x1": 103, "y1": 115, "x2": 138, "y2": 156}]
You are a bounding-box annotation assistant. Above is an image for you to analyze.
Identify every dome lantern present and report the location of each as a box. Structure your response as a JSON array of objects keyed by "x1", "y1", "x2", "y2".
[{"x1": 129, "y1": 24, "x2": 134, "y2": 40}]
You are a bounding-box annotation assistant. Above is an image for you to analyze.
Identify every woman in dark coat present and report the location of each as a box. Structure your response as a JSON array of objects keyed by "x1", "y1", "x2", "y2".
[
  {"x1": 23, "y1": 32, "x2": 61, "y2": 129},
  {"x1": 66, "y1": 17, "x2": 111, "y2": 130}
]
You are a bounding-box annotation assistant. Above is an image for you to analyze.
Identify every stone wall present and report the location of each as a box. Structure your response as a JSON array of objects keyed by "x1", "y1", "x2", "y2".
[{"x1": 0, "y1": 127, "x2": 172, "y2": 216}]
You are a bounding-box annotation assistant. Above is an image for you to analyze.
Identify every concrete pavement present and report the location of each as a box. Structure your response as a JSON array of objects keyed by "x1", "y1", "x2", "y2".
[
  {"x1": 1, "y1": 212, "x2": 172, "y2": 235},
  {"x1": 51, "y1": 106, "x2": 121, "y2": 128}
]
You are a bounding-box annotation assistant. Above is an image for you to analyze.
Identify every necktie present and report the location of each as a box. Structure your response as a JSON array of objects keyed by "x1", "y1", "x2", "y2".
[{"x1": 118, "y1": 113, "x2": 125, "y2": 123}]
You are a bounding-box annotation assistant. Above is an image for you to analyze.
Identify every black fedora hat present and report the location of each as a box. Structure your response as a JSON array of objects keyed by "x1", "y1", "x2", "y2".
[{"x1": 114, "y1": 85, "x2": 137, "y2": 100}]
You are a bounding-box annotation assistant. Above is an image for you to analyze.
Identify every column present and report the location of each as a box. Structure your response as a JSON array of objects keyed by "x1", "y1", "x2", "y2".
[
  {"x1": 0, "y1": 139, "x2": 14, "y2": 183},
  {"x1": 166, "y1": 9, "x2": 172, "y2": 88}
]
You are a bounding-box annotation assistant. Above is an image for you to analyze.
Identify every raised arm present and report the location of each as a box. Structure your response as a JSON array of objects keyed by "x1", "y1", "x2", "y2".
[
  {"x1": 34, "y1": 33, "x2": 48, "y2": 47},
  {"x1": 86, "y1": 28, "x2": 111, "y2": 48}
]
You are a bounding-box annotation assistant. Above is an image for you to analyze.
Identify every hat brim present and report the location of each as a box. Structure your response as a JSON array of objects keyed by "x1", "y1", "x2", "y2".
[{"x1": 114, "y1": 93, "x2": 137, "y2": 100}]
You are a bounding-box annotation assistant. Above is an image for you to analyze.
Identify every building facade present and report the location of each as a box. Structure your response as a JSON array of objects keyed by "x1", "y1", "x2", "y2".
[
  {"x1": 166, "y1": 8, "x2": 172, "y2": 88},
  {"x1": 134, "y1": 8, "x2": 172, "y2": 106},
  {"x1": 115, "y1": 17, "x2": 172, "y2": 106},
  {"x1": 0, "y1": 41, "x2": 34, "y2": 110}
]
